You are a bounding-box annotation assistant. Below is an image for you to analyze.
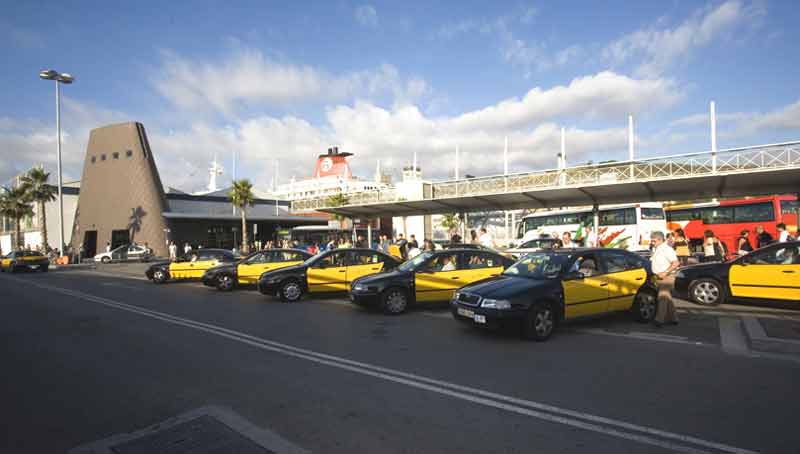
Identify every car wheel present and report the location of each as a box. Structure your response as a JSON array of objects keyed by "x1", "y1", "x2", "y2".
[
  {"x1": 279, "y1": 280, "x2": 303, "y2": 302},
  {"x1": 216, "y1": 274, "x2": 235, "y2": 292},
  {"x1": 152, "y1": 269, "x2": 168, "y2": 284},
  {"x1": 631, "y1": 290, "x2": 657, "y2": 322},
  {"x1": 689, "y1": 278, "x2": 725, "y2": 306},
  {"x1": 522, "y1": 302, "x2": 555, "y2": 341},
  {"x1": 381, "y1": 287, "x2": 409, "y2": 315},
  {"x1": 101, "y1": 256, "x2": 110, "y2": 264}
]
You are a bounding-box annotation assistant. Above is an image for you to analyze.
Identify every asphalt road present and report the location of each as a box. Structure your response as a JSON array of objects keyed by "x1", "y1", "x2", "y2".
[{"x1": 1, "y1": 270, "x2": 798, "y2": 454}]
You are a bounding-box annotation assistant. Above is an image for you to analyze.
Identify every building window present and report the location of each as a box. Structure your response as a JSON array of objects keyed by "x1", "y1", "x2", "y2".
[
  {"x1": 101, "y1": 154, "x2": 107, "y2": 161},
  {"x1": 126, "y1": 149, "x2": 133, "y2": 158},
  {"x1": 112, "y1": 152, "x2": 120, "y2": 159},
  {"x1": 91, "y1": 156, "x2": 96, "y2": 163}
]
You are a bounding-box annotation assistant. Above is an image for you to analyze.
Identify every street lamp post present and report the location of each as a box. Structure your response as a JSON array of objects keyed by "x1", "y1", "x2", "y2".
[{"x1": 39, "y1": 69, "x2": 74, "y2": 257}]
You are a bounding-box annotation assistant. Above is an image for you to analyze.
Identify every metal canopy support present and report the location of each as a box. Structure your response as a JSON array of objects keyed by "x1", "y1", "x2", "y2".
[
  {"x1": 711, "y1": 101, "x2": 718, "y2": 172},
  {"x1": 592, "y1": 204, "x2": 599, "y2": 248}
]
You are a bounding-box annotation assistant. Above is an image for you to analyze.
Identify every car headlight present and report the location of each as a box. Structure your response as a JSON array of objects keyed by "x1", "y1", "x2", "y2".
[
  {"x1": 480, "y1": 298, "x2": 512, "y2": 309},
  {"x1": 675, "y1": 270, "x2": 686, "y2": 278},
  {"x1": 352, "y1": 284, "x2": 365, "y2": 291}
]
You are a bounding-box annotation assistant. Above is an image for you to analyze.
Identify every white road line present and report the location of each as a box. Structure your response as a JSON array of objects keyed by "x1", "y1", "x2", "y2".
[
  {"x1": 100, "y1": 282, "x2": 144, "y2": 291},
  {"x1": 719, "y1": 318, "x2": 751, "y2": 356},
  {"x1": 10, "y1": 277, "x2": 758, "y2": 454}
]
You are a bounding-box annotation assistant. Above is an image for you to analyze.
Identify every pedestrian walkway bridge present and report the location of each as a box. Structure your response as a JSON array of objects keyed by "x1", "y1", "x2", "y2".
[{"x1": 292, "y1": 141, "x2": 800, "y2": 217}]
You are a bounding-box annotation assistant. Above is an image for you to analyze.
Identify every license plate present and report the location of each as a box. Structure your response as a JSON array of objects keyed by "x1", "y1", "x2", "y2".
[
  {"x1": 473, "y1": 315, "x2": 487, "y2": 324},
  {"x1": 457, "y1": 307, "x2": 474, "y2": 318}
]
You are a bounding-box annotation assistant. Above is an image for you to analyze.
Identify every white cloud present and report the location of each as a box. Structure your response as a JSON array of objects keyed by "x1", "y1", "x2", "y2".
[
  {"x1": 153, "y1": 48, "x2": 429, "y2": 115},
  {"x1": 1, "y1": 71, "x2": 683, "y2": 191},
  {"x1": 603, "y1": 0, "x2": 764, "y2": 77},
  {"x1": 354, "y1": 5, "x2": 378, "y2": 28}
]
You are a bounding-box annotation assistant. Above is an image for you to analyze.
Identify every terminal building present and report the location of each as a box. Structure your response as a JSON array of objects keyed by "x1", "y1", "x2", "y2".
[{"x1": 69, "y1": 122, "x2": 326, "y2": 258}]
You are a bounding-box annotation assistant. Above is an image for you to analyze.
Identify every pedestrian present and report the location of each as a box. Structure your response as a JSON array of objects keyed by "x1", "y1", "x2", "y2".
[
  {"x1": 78, "y1": 244, "x2": 85, "y2": 263},
  {"x1": 736, "y1": 229, "x2": 753, "y2": 255},
  {"x1": 423, "y1": 239, "x2": 436, "y2": 251},
  {"x1": 776, "y1": 223, "x2": 795, "y2": 242},
  {"x1": 561, "y1": 231, "x2": 577, "y2": 248},
  {"x1": 408, "y1": 234, "x2": 419, "y2": 250},
  {"x1": 469, "y1": 229, "x2": 479, "y2": 245},
  {"x1": 702, "y1": 230, "x2": 724, "y2": 262},
  {"x1": 184, "y1": 242, "x2": 192, "y2": 255},
  {"x1": 169, "y1": 241, "x2": 177, "y2": 261},
  {"x1": 355, "y1": 235, "x2": 366, "y2": 248},
  {"x1": 478, "y1": 228, "x2": 495, "y2": 249},
  {"x1": 105, "y1": 241, "x2": 111, "y2": 253},
  {"x1": 754, "y1": 225, "x2": 773, "y2": 248},
  {"x1": 649, "y1": 231, "x2": 680, "y2": 327},
  {"x1": 308, "y1": 242, "x2": 319, "y2": 255},
  {"x1": 450, "y1": 233, "x2": 462, "y2": 244},
  {"x1": 395, "y1": 233, "x2": 408, "y2": 259},
  {"x1": 673, "y1": 229, "x2": 690, "y2": 265}
]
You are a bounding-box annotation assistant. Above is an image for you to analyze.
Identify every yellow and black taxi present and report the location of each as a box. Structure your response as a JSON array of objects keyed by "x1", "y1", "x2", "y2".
[
  {"x1": 451, "y1": 248, "x2": 658, "y2": 341},
  {"x1": 202, "y1": 248, "x2": 313, "y2": 291},
  {"x1": 257, "y1": 248, "x2": 401, "y2": 302},
  {"x1": 349, "y1": 249, "x2": 515, "y2": 314},
  {"x1": 0, "y1": 250, "x2": 50, "y2": 273},
  {"x1": 674, "y1": 241, "x2": 800, "y2": 306},
  {"x1": 145, "y1": 248, "x2": 237, "y2": 284}
]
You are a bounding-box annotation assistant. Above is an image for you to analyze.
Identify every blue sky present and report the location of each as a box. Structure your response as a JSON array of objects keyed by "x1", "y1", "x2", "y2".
[{"x1": 1, "y1": 0, "x2": 798, "y2": 191}]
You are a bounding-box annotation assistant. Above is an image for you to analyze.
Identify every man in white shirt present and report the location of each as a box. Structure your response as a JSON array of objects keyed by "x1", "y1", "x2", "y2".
[
  {"x1": 650, "y1": 231, "x2": 680, "y2": 326},
  {"x1": 776, "y1": 223, "x2": 794, "y2": 242},
  {"x1": 478, "y1": 228, "x2": 495, "y2": 249},
  {"x1": 561, "y1": 232, "x2": 577, "y2": 248}
]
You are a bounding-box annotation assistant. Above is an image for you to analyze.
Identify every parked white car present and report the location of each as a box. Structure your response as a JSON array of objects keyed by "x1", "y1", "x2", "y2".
[
  {"x1": 94, "y1": 244, "x2": 151, "y2": 263},
  {"x1": 505, "y1": 237, "x2": 563, "y2": 258}
]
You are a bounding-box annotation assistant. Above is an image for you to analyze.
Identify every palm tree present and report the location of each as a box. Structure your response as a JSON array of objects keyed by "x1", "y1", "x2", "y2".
[
  {"x1": 20, "y1": 167, "x2": 57, "y2": 250},
  {"x1": 0, "y1": 186, "x2": 34, "y2": 249},
  {"x1": 229, "y1": 179, "x2": 255, "y2": 254},
  {"x1": 439, "y1": 213, "x2": 461, "y2": 236},
  {"x1": 326, "y1": 193, "x2": 350, "y2": 223}
]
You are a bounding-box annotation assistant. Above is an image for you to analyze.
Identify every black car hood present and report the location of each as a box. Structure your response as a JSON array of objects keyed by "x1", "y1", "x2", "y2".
[
  {"x1": 148, "y1": 260, "x2": 171, "y2": 269},
  {"x1": 459, "y1": 274, "x2": 554, "y2": 299},
  {"x1": 261, "y1": 263, "x2": 307, "y2": 278},
  {"x1": 356, "y1": 269, "x2": 411, "y2": 285},
  {"x1": 206, "y1": 263, "x2": 236, "y2": 273},
  {"x1": 679, "y1": 261, "x2": 728, "y2": 273}
]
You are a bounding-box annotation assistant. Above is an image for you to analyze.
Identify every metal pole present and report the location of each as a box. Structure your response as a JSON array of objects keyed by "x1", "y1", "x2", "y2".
[
  {"x1": 56, "y1": 81, "x2": 64, "y2": 256},
  {"x1": 367, "y1": 222, "x2": 372, "y2": 248},
  {"x1": 504, "y1": 137, "x2": 509, "y2": 192},
  {"x1": 455, "y1": 146, "x2": 459, "y2": 180},
  {"x1": 592, "y1": 205, "x2": 599, "y2": 248},
  {"x1": 710, "y1": 101, "x2": 717, "y2": 172},
  {"x1": 628, "y1": 115, "x2": 634, "y2": 179},
  {"x1": 560, "y1": 127, "x2": 566, "y2": 186}
]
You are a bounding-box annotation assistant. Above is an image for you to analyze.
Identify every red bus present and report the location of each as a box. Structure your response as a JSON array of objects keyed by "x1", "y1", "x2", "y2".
[{"x1": 665, "y1": 195, "x2": 798, "y2": 256}]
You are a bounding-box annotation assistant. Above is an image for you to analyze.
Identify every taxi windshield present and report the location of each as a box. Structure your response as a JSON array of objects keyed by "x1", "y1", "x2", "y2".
[
  {"x1": 398, "y1": 251, "x2": 434, "y2": 272},
  {"x1": 503, "y1": 252, "x2": 569, "y2": 279}
]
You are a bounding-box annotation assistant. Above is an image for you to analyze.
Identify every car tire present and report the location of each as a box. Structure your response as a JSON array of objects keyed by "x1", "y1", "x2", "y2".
[
  {"x1": 101, "y1": 256, "x2": 110, "y2": 264},
  {"x1": 522, "y1": 302, "x2": 556, "y2": 341},
  {"x1": 689, "y1": 278, "x2": 725, "y2": 306},
  {"x1": 381, "y1": 287, "x2": 409, "y2": 315},
  {"x1": 631, "y1": 289, "x2": 657, "y2": 323},
  {"x1": 216, "y1": 274, "x2": 235, "y2": 292},
  {"x1": 278, "y1": 279, "x2": 303, "y2": 302},
  {"x1": 152, "y1": 268, "x2": 168, "y2": 284}
]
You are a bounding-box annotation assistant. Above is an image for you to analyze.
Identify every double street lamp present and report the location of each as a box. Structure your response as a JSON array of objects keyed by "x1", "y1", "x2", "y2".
[{"x1": 39, "y1": 69, "x2": 74, "y2": 256}]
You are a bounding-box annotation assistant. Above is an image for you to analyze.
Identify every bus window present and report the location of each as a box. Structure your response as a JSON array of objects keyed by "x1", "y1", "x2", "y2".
[
  {"x1": 640, "y1": 207, "x2": 664, "y2": 220},
  {"x1": 701, "y1": 206, "x2": 733, "y2": 224},
  {"x1": 733, "y1": 202, "x2": 774, "y2": 223},
  {"x1": 600, "y1": 208, "x2": 635, "y2": 226},
  {"x1": 780, "y1": 200, "x2": 799, "y2": 215}
]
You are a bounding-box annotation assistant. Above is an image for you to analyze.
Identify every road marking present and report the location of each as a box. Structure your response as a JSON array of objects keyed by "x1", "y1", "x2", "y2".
[
  {"x1": 9, "y1": 276, "x2": 759, "y2": 454},
  {"x1": 100, "y1": 282, "x2": 144, "y2": 291},
  {"x1": 719, "y1": 318, "x2": 751, "y2": 356},
  {"x1": 574, "y1": 328, "x2": 708, "y2": 347}
]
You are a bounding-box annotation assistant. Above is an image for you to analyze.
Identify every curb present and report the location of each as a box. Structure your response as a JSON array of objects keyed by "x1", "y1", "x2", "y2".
[{"x1": 741, "y1": 316, "x2": 800, "y2": 355}]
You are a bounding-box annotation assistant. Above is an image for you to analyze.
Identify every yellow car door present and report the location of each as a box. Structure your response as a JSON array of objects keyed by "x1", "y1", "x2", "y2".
[
  {"x1": 562, "y1": 253, "x2": 610, "y2": 318},
  {"x1": 238, "y1": 250, "x2": 308, "y2": 284},
  {"x1": 415, "y1": 253, "x2": 463, "y2": 302},
  {"x1": 729, "y1": 244, "x2": 800, "y2": 301},
  {"x1": 460, "y1": 252, "x2": 505, "y2": 285},
  {"x1": 307, "y1": 250, "x2": 348, "y2": 293},
  {"x1": 345, "y1": 251, "x2": 385, "y2": 287},
  {"x1": 602, "y1": 251, "x2": 648, "y2": 311}
]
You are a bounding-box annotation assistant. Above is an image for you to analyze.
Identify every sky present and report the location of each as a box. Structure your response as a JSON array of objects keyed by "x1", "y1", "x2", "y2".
[{"x1": 1, "y1": 0, "x2": 798, "y2": 193}]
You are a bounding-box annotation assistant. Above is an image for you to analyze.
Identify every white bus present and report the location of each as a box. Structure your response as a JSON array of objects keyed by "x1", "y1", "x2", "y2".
[{"x1": 516, "y1": 203, "x2": 667, "y2": 252}]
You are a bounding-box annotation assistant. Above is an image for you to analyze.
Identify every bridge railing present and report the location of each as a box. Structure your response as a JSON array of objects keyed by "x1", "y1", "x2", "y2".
[{"x1": 291, "y1": 141, "x2": 800, "y2": 212}]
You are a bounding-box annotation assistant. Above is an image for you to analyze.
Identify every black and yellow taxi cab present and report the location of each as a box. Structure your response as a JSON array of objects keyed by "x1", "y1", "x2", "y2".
[
  {"x1": 257, "y1": 248, "x2": 401, "y2": 302},
  {"x1": 0, "y1": 250, "x2": 50, "y2": 273},
  {"x1": 349, "y1": 249, "x2": 516, "y2": 314},
  {"x1": 202, "y1": 248, "x2": 313, "y2": 291},
  {"x1": 673, "y1": 240, "x2": 800, "y2": 306},
  {"x1": 451, "y1": 248, "x2": 658, "y2": 341},
  {"x1": 145, "y1": 248, "x2": 237, "y2": 284}
]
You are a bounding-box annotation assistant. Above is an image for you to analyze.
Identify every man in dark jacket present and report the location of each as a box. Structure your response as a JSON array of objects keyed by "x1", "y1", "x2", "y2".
[{"x1": 755, "y1": 225, "x2": 774, "y2": 248}]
